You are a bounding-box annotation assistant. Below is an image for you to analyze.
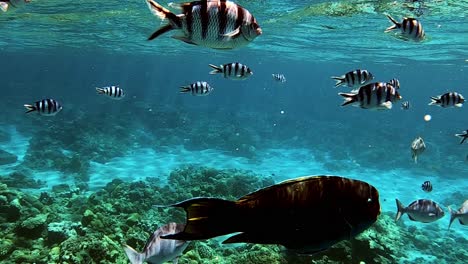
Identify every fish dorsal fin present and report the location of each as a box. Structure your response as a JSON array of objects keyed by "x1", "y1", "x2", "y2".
[{"x1": 222, "y1": 27, "x2": 241, "y2": 38}]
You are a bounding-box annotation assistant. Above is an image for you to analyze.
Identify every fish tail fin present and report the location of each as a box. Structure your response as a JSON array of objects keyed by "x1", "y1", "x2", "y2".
[
  {"x1": 208, "y1": 64, "x2": 223, "y2": 74},
  {"x1": 331, "y1": 76, "x2": 345, "y2": 87},
  {"x1": 162, "y1": 198, "x2": 240, "y2": 241},
  {"x1": 395, "y1": 199, "x2": 405, "y2": 221},
  {"x1": 0, "y1": 2, "x2": 8, "y2": 12},
  {"x1": 24, "y1": 104, "x2": 36, "y2": 114},
  {"x1": 96, "y1": 87, "x2": 106, "y2": 94},
  {"x1": 338, "y1": 93, "x2": 357, "y2": 106},
  {"x1": 146, "y1": 0, "x2": 181, "y2": 40},
  {"x1": 428, "y1": 97, "x2": 440, "y2": 105},
  {"x1": 385, "y1": 14, "x2": 400, "y2": 32},
  {"x1": 448, "y1": 207, "x2": 457, "y2": 230},
  {"x1": 123, "y1": 245, "x2": 144, "y2": 264},
  {"x1": 179, "y1": 86, "x2": 191, "y2": 94}
]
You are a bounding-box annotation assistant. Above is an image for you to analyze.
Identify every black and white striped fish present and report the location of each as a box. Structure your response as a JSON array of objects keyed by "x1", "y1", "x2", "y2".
[
  {"x1": 180, "y1": 81, "x2": 213, "y2": 96},
  {"x1": 24, "y1": 99, "x2": 62, "y2": 116},
  {"x1": 272, "y1": 73, "x2": 286, "y2": 83},
  {"x1": 331, "y1": 69, "x2": 374, "y2": 89},
  {"x1": 421, "y1": 181, "x2": 432, "y2": 192},
  {"x1": 145, "y1": 0, "x2": 262, "y2": 49},
  {"x1": 455, "y1": 130, "x2": 468, "y2": 144},
  {"x1": 209, "y1": 62, "x2": 252, "y2": 80},
  {"x1": 429, "y1": 92, "x2": 464, "y2": 108},
  {"x1": 401, "y1": 101, "x2": 410, "y2": 110},
  {"x1": 388, "y1": 78, "x2": 400, "y2": 89},
  {"x1": 0, "y1": 0, "x2": 30, "y2": 12},
  {"x1": 339, "y1": 82, "x2": 402, "y2": 110},
  {"x1": 385, "y1": 15, "x2": 425, "y2": 41},
  {"x1": 96, "y1": 85, "x2": 125, "y2": 100}
]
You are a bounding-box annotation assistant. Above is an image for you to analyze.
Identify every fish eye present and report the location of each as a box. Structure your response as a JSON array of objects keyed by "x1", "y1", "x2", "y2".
[{"x1": 367, "y1": 198, "x2": 372, "y2": 203}]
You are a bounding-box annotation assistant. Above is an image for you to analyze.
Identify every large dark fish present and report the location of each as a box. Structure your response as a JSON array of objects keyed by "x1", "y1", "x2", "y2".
[
  {"x1": 161, "y1": 175, "x2": 381, "y2": 254},
  {"x1": 145, "y1": 0, "x2": 262, "y2": 49}
]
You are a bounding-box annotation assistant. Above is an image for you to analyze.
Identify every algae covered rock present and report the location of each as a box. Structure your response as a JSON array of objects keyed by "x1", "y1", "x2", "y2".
[{"x1": 17, "y1": 213, "x2": 48, "y2": 238}]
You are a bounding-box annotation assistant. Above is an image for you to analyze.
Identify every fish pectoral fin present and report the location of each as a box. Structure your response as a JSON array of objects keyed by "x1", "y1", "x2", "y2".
[
  {"x1": 428, "y1": 213, "x2": 436, "y2": 216},
  {"x1": 408, "y1": 215, "x2": 416, "y2": 221},
  {"x1": 172, "y1": 35, "x2": 196, "y2": 45},
  {"x1": 455, "y1": 103, "x2": 463, "y2": 107},
  {"x1": 380, "y1": 101, "x2": 393, "y2": 109},
  {"x1": 222, "y1": 27, "x2": 241, "y2": 38}
]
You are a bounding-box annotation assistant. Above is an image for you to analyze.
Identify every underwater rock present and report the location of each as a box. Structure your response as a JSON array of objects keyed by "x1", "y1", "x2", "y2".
[
  {"x1": 0, "y1": 149, "x2": 17, "y2": 165},
  {"x1": 0, "y1": 169, "x2": 44, "y2": 189},
  {"x1": 47, "y1": 221, "x2": 80, "y2": 246},
  {"x1": 16, "y1": 214, "x2": 48, "y2": 239},
  {"x1": 0, "y1": 239, "x2": 14, "y2": 260}
]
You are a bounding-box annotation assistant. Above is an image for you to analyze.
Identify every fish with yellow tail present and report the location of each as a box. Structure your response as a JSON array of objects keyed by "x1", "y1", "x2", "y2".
[
  {"x1": 159, "y1": 175, "x2": 380, "y2": 255},
  {"x1": 145, "y1": 0, "x2": 262, "y2": 49},
  {"x1": 124, "y1": 222, "x2": 189, "y2": 264},
  {"x1": 448, "y1": 200, "x2": 468, "y2": 229}
]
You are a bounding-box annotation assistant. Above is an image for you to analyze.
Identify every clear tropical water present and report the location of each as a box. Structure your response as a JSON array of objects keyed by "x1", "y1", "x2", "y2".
[{"x1": 0, "y1": 0, "x2": 467, "y2": 263}]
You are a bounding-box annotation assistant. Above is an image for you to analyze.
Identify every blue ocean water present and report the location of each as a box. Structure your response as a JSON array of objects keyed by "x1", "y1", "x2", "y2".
[{"x1": 1, "y1": 0, "x2": 467, "y2": 263}]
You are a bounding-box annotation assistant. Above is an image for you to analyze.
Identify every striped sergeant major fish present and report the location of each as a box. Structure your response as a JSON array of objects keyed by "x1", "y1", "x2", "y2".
[
  {"x1": 180, "y1": 81, "x2": 213, "y2": 96},
  {"x1": 455, "y1": 130, "x2": 468, "y2": 144},
  {"x1": 448, "y1": 200, "x2": 468, "y2": 229},
  {"x1": 124, "y1": 222, "x2": 189, "y2": 264},
  {"x1": 272, "y1": 73, "x2": 286, "y2": 83},
  {"x1": 401, "y1": 101, "x2": 410, "y2": 110},
  {"x1": 429, "y1": 92, "x2": 464, "y2": 108},
  {"x1": 338, "y1": 82, "x2": 402, "y2": 110},
  {"x1": 385, "y1": 15, "x2": 425, "y2": 41},
  {"x1": 0, "y1": 0, "x2": 30, "y2": 12},
  {"x1": 24, "y1": 99, "x2": 62, "y2": 116},
  {"x1": 388, "y1": 78, "x2": 400, "y2": 89},
  {"x1": 395, "y1": 199, "x2": 444, "y2": 223},
  {"x1": 145, "y1": 0, "x2": 262, "y2": 49},
  {"x1": 421, "y1": 181, "x2": 432, "y2": 192},
  {"x1": 331, "y1": 69, "x2": 374, "y2": 89},
  {"x1": 209, "y1": 62, "x2": 252, "y2": 80},
  {"x1": 96, "y1": 85, "x2": 125, "y2": 100}
]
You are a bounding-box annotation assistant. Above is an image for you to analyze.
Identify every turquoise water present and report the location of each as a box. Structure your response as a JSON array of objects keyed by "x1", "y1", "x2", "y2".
[{"x1": 0, "y1": 0, "x2": 467, "y2": 263}]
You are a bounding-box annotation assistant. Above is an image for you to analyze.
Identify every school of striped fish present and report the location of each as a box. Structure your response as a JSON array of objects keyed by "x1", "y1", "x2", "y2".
[{"x1": 6, "y1": 0, "x2": 466, "y2": 262}]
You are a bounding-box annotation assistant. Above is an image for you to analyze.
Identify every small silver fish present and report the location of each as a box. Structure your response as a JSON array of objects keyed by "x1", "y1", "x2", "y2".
[
  {"x1": 401, "y1": 101, "x2": 410, "y2": 110},
  {"x1": 145, "y1": 0, "x2": 262, "y2": 49},
  {"x1": 448, "y1": 200, "x2": 468, "y2": 229},
  {"x1": 421, "y1": 181, "x2": 432, "y2": 192},
  {"x1": 339, "y1": 82, "x2": 402, "y2": 110},
  {"x1": 24, "y1": 99, "x2": 63, "y2": 116},
  {"x1": 272, "y1": 73, "x2": 286, "y2": 83},
  {"x1": 96, "y1": 85, "x2": 125, "y2": 100},
  {"x1": 0, "y1": 0, "x2": 30, "y2": 12},
  {"x1": 124, "y1": 222, "x2": 189, "y2": 264},
  {"x1": 395, "y1": 199, "x2": 444, "y2": 223},
  {"x1": 209, "y1": 62, "x2": 252, "y2": 80},
  {"x1": 331, "y1": 69, "x2": 374, "y2": 89},
  {"x1": 385, "y1": 15, "x2": 425, "y2": 41},
  {"x1": 455, "y1": 130, "x2": 468, "y2": 144},
  {"x1": 429, "y1": 92, "x2": 465, "y2": 108},
  {"x1": 180, "y1": 81, "x2": 213, "y2": 96},
  {"x1": 411, "y1": 137, "x2": 425, "y2": 164}
]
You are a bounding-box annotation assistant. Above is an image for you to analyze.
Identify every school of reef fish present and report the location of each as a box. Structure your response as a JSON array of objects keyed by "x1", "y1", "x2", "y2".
[{"x1": 0, "y1": 0, "x2": 466, "y2": 263}]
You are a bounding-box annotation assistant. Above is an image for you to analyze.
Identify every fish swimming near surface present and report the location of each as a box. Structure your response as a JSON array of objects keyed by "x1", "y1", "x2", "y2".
[
  {"x1": 401, "y1": 101, "x2": 410, "y2": 110},
  {"x1": 24, "y1": 99, "x2": 62, "y2": 116},
  {"x1": 455, "y1": 130, "x2": 468, "y2": 144},
  {"x1": 411, "y1": 136, "x2": 426, "y2": 164},
  {"x1": 385, "y1": 15, "x2": 425, "y2": 41},
  {"x1": 429, "y1": 92, "x2": 465, "y2": 108},
  {"x1": 448, "y1": 200, "x2": 468, "y2": 229},
  {"x1": 209, "y1": 62, "x2": 252, "y2": 80},
  {"x1": 421, "y1": 181, "x2": 432, "y2": 192},
  {"x1": 395, "y1": 199, "x2": 444, "y2": 223},
  {"x1": 331, "y1": 69, "x2": 374, "y2": 89},
  {"x1": 124, "y1": 222, "x2": 189, "y2": 264},
  {"x1": 0, "y1": 0, "x2": 30, "y2": 12},
  {"x1": 160, "y1": 175, "x2": 381, "y2": 254},
  {"x1": 96, "y1": 85, "x2": 125, "y2": 100},
  {"x1": 388, "y1": 78, "x2": 400, "y2": 90},
  {"x1": 272, "y1": 73, "x2": 286, "y2": 83},
  {"x1": 339, "y1": 82, "x2": 402, "y2": 110},
  {"x1": 180, "y1": 81, "x2": 213, "y2": 96},
  {"x1": 145, "y1": 0, "x2": 262, "y2": 49}
]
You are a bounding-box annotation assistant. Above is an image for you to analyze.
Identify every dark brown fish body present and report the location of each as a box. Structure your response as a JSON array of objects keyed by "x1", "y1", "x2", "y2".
[{"x1": 163, "y1": 175, "x2": 380, "y2": 254}]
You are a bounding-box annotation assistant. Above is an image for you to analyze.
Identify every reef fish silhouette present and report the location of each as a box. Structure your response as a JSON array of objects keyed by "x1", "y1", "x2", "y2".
[{"x1": 162, "y1": 175, "x2": 381, "y2": 254}]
